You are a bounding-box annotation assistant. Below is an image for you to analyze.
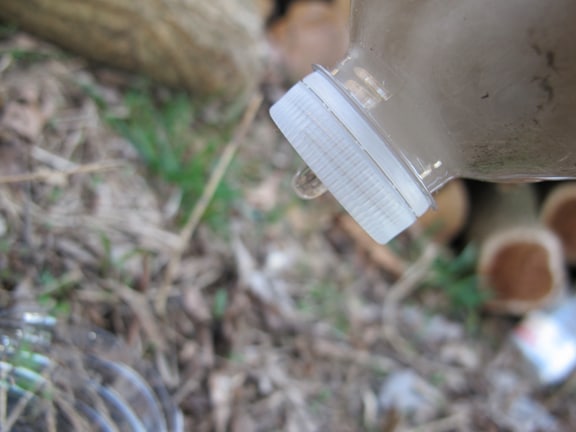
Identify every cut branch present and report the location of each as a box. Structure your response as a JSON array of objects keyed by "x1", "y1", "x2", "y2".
[{"x1": 468, "y1": 183, "x2": 566, "y2": 314}]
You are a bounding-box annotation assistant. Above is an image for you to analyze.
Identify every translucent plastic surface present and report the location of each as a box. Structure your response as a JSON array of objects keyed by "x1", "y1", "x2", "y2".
[
  {"x1": 292, "y1": 165, "x2": 327, "y2": 199},
  {"x1": 341, "y1": 0, "x2": 576, "y2": 185},
  {"x1": 0, "y1": 311, "x2": 183, "y2": 432}
]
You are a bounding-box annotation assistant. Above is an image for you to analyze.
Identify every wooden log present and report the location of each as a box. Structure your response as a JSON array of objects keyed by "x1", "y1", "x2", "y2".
[
  {"x1": 468, "y1": 183, "x2": 566, "y2": 315},
  {"x1": 267, "y1": 0, "x2": 350, "y2": 80},
  {"x1": 540, "y1": 182, "x2": 576, "y2": 265},
  {"x1": 0, "y1": 0, "x2": 266, "y2": 101}
]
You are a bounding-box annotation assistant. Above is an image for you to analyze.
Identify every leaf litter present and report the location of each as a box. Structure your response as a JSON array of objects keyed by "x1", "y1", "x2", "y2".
[{"x1": 0, "y1": 12, "x2": 575, "y2": 432}]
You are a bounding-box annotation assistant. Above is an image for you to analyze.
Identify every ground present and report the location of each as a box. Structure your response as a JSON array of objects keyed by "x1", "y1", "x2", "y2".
[{"x1": 0, "y1": 4, "x2": 575, "y2": 432}]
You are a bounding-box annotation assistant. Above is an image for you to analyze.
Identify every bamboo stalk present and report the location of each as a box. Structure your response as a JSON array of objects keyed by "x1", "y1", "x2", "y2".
[
  {"x1": 540, "y1": 182, "x2": 576, "y2": 265},
  {"x1": 469, "y1": 183, "x2": 566, "y2": 315}
]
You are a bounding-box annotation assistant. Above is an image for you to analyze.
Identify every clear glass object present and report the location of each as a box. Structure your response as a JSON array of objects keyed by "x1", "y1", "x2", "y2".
[
  {"x1": 270, "y1": 0, "x2": 576, "y2": 244},
  {"x1": 0, "y1": 310, "x2": 183, "y2": 432}
]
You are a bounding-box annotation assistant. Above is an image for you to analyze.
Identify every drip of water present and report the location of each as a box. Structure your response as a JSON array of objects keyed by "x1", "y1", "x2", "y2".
[{"x1": 292, "y1": 165, "x2": 327, "y2": 199}]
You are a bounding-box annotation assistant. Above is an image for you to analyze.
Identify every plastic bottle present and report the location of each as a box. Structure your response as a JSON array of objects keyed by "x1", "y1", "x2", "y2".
[
  {"x1": 270, "y1": 0, "x2": 576, "y2": 244},
  {"x1": 512, "y1": 296, "x2": 576, "y2": 385}
]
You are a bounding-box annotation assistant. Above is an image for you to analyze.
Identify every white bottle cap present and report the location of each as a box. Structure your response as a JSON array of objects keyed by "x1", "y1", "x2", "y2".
[{"x1": 270, "y1": 68, "x2": 433, "y2": 244}]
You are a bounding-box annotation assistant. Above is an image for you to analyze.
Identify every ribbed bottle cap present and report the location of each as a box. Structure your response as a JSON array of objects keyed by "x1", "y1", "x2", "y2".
[{"x1": 270, "y1": 69, "x2": 432, "y2": 244}]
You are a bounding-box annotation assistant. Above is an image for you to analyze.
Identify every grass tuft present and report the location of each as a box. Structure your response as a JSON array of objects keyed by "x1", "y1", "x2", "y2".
[
  {"x1": 105, "y1": 89, "x2": 239, "y2": 233},
  {"x1": 426, "y1": 244, "x2": 491, "y2": 331}
]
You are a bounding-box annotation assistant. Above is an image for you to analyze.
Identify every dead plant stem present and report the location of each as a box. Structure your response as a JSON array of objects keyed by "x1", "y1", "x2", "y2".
[
  {"x1": 383, "y1": 243, "x2": 440, "y2": 313},
  {"x1": 0, "y1": 160, "x2": 125, "y2": 185},
  {"x1": 404, "y1": 411, "x2": 468, "y2": 432}
]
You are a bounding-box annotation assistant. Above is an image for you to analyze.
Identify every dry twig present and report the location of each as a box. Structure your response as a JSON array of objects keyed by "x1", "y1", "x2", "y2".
[
  {"x1": 403, "y1": 410, "x2": 469, "y2": 432},
  {"x1": 105, "y1": 279, "x2": 166, "y2": 350},
  {"x1": 0, "y1": 160, "x2": 124, "y2": 185},
  {"x1": 312, "y1": 338, "x2": 397, "y2": 372},
  {"x1": 383, "y1": 243, "x2": 440, "y2": 317}
]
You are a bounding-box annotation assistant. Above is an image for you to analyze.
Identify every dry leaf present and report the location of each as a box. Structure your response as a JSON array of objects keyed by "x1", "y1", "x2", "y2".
[{"x1": 0, "y1": 100, "x2": 45, "y2": 142}]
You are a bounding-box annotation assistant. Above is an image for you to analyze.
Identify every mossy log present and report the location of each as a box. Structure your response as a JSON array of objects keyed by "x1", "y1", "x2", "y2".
[{"x1": 0, "y1": 0, "x2": 266, "y2": 101}]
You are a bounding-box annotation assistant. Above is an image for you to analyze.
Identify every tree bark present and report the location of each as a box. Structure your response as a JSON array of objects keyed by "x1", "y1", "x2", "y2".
[{"x1": 0, "y1": 0, "x2": 266, "y2": 101}]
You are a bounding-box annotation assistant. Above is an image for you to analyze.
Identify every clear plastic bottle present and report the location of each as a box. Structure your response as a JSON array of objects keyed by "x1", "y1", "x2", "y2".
[
  {"x1": 270, "y1": 0, "x2": 576, "y2": 244},
  {"x1": 0, "y1": 310, "x2": 183, "y2": 432}
]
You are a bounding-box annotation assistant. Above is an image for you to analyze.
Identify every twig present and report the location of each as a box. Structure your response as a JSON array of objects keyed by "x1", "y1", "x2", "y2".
[
  {"x1": 105, "y1": 279, "x2": 166, "y2": 351},
  {"x1": 381, "y1": 243, "x2": 457, "y2": 375},
  {"x1": 313, "y1": 338, "x2": 398, "y2": 372},
  {"x1": 155, "y1": 93, "x2": 263, "y2": 315},
  {"x1": 383, "y1": 243, "x2": 440, "y2": 317},
  {"x1": 0, "y1": 55, "x2": 12, "y2": 75},
  {"x1": 0, "y1": 160, "x2": 124, "y2": 184},
  {"x1": 39, "y1": 212, "x2": 182, "y2": 252},
  {"x1": 32, "y1": 146, "x2": 78, "y2": 171},
  {"x1": 403, "y1": 411, "x2": 469, "y2": 432}
]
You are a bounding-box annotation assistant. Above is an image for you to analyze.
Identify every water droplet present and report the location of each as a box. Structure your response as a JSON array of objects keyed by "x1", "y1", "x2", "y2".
[{"x1": 292, "y1": 166, "x2": 327, "y2": 199}]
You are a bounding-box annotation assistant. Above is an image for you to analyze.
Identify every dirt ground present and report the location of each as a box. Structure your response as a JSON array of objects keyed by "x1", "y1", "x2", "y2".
[{"x1": 1, "y1": 3, "x2": 576, "y2": 431}]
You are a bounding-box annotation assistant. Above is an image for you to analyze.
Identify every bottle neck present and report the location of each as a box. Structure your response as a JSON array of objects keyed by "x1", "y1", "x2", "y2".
[
  {"x1": 328, "y1": 50, "x2": 455, "y2": 193},
  {"x1": 304, "y1": 66, "x2": 435, "y2": 214}
]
